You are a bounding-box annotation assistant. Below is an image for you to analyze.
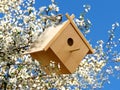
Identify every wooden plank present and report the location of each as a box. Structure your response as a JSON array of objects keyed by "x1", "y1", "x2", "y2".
[
  {"x1": 66, "y1": 13, "x2": 94, "y2": 54},
  {"x1": 24, "y1": 21, "x2": 67, "y2": 54}
]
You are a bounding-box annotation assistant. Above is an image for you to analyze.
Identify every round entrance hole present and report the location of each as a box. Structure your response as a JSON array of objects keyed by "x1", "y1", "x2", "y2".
[{"x1": 67, "y1": 38, "x2": 74, "y2": 46}]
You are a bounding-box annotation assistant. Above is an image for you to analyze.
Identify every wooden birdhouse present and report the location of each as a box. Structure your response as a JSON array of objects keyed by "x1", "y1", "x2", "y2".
[{"x1": 24, "y1": 13, "x2": 94, "y2": 74}]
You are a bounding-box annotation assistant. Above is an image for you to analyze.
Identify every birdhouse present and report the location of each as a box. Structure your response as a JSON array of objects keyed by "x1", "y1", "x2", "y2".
[{"x1": 24, "y1": 13, "x2": 94, "y2": 74}]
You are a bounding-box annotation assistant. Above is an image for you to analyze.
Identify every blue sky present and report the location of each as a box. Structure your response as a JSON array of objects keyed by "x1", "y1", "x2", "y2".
[
  {"x1": 58, "y1": 0, "x2": 120, "y2": 90},
  {"x1": 36, "y1": 0, "x2": 120, "y2": 90}
]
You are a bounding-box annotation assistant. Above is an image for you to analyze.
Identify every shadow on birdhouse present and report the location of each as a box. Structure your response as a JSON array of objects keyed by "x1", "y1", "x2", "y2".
[{"x1": 24, "y1": 13, "x2": 94, "y2": 74}]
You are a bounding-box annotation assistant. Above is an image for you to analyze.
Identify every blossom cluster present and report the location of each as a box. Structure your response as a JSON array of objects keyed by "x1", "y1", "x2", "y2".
[{"x1": 0, "y1": 0, "x2": 120, "y2": 90}]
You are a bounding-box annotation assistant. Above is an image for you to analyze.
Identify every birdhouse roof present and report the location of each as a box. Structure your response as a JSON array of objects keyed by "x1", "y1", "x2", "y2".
[{"x1": 25, "y1": 13, "x2": 94, "y2": 54}]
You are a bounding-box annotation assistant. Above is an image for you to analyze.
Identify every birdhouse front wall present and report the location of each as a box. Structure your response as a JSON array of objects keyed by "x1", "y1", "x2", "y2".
[{"x1": 50, "y1": 24, "x2": 89, "y2": 73}]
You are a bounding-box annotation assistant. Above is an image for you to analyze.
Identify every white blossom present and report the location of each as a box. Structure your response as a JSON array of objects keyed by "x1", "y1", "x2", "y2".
[
  {"x1": 24, "y1": 16, "x2": 30, "y2": 23},
  {"x1": 9, "y1": 78, "x2": 17, "y2": 83},
  {"x1": 39, "y1": 6, "x2": 46, "y2": 13},
  {"x1": 114, "y1": 66, "x2": 120, "y2": 71},
  {"x1": 55, "y1": 7, "x2": 59, "y2": 12},
  {"x1": 106, "y1": 69, "x2": 113, "y2": 74}
]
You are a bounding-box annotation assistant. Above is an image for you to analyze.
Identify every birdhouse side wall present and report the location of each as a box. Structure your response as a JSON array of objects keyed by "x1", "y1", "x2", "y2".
[{"x1": 30, "y1": 48, "x2": 71, "y2": 74}]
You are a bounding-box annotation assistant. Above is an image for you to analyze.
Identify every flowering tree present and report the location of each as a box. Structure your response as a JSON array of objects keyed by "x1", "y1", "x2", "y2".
[{"x1": 0, "y1": 0, "x2": 120, "y2": 89}]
